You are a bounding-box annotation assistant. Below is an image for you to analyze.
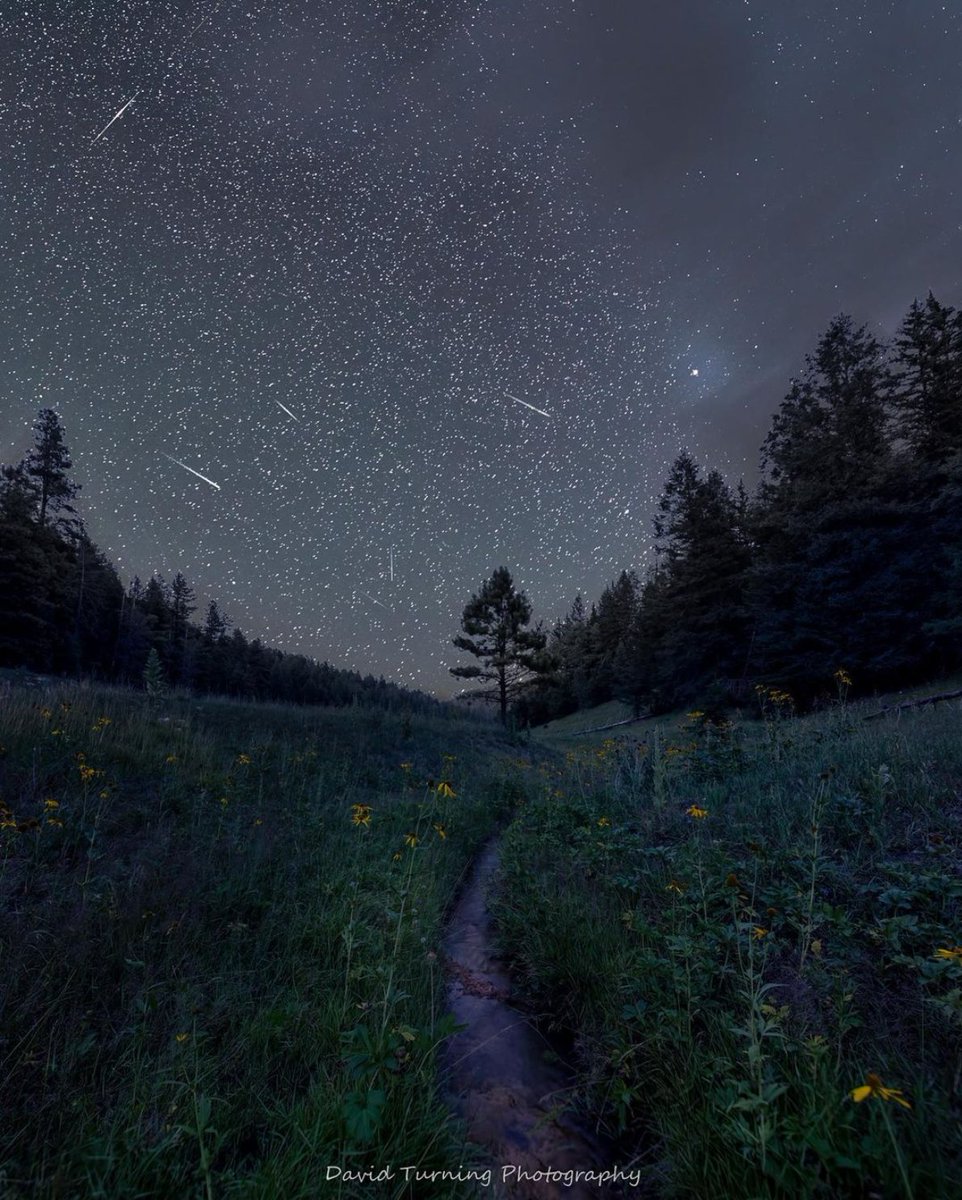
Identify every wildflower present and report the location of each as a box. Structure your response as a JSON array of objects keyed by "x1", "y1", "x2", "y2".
[
  {"x1": 46, "y1": 817, "x2": 63, "y2": 828},
  {"x1": 753, "y1": 927, "x2": 769, "y2": 940},
  {"x1": 253, "y1": 818, "x2": 263, "y2": 827},
  {"x1": 79, "y1": 765, "x2": 97, "y2": 782},
  {"x1": 236, "y1": 753, "x2": 251, "y2": 765},
  {"x1": 351, "y1": 803, "x2": 372, "y2": 827},
  {"x1": 392, "y1": 850, "x2": 403, "y2": 861},
  {"x1": 175, "y1": 1033, "x2": 190, "y2": 1044},
  {"x1": 43, "y1": 798, "x2": 59, "y2": 810},
  {"x1": 0, "y1": 810, "x2": 16, "y2": 830},
  {"x1": 686, "y1": 710, "x2": 705, "y2": 720},
  {"x1": 724, "y1": 872, "x2": 740, "y2": 888},
  {"x1": 400, "y1": 762, "x2": 413, "y2": 772},
  {"x1": 165, "y1": 754, "x2": 177, "y2": 765},
  {"x1": 219, "y1": 796, "x2": 229, "y2": 808},
  {"x1": 92, "y1": 716, "x2": 112, "y2": 731},
  {"x1": 850, "y1": 1074, "x2": 911, "y2": 1109},
  {"x1": 597, "y1": 816, "x2": 611, "y2": 828},
  {"x1": 437, "y1": 781, "x2": 456, "y2": 798},
  {"x1": 39, "y1": 707, "x2": 52, "y2": 719},
  {"x1": 665, "y1": 879, "x2": 685, "y2": 895},
  {"x1": 934, "y1": 947, "x2": 962, "y2": 964},
  {"x1": 686, "y1": 804, "x2": 709, "y2": 820},
  {"x1": 50, "y1": 728, "x2": 64, "y2": 737},
  {"x1": 834, "y1": 668, "x2": 853, "y2": 688},
  {"x1": 60, "y1": 701, "x2": 71, "y2": 713},
  {"x1": 433, "y1": 822, "x2": 447, "y2": 840},
  {"x1": 442, "y1": 754, "x2": 457, "y2": 764},
  {"x1": 811, "y1": 939, "x2": 823, "y2": 957},
  {"x1": 403, "y1": 831, "x2": 419, "y2": 847},
  {"x1": 99, "y1": 789, "x2": 110, "y2": 799}
]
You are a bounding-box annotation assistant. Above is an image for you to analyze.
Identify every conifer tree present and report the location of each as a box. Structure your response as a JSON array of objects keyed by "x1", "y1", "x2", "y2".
[
  {"x1": 892, "y1": 293, "x2": 962, "y2": 466},
  {"x1": 143, "y1": 647, "x2": 168, "y2": 701},
  {"x1": 450, "y1": 566, "x2": 547, "y2": 723},
  {"x1": 24, "y1": 409, "x2": 81, "y2": 531}
]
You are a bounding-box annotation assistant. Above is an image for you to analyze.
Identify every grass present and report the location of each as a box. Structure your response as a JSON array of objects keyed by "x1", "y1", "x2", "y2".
[
  {"x1": 5, "y1": 674, "x2": 962, "y2": 1198},
  {"x1": 0, "y1": 680, "x2": 524, "y2": 1198},
  {"x1": 494, "y1": 689, "x2": 962, "y2": 1197}
]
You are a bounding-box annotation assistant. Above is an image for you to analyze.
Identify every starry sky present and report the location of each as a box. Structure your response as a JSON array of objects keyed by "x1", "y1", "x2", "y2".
[{"x1": 3, "y1": 1, "x2": 961, "y2": 696}]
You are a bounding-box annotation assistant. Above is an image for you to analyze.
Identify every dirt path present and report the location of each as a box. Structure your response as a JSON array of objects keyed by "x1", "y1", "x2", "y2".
[{"x1": 440, "y1": 841, "x2": 645, "y2": 1199}]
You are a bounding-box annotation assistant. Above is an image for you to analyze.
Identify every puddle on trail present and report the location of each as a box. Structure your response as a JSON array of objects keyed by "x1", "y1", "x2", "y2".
[{"x1": 440, "y1": 841, "x2": 645, "y2": 1200}]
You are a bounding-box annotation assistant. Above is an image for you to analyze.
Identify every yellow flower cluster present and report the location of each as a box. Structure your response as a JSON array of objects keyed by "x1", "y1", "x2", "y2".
[
  {"x1": 686, "y1": 804, "x2": 709, "y2": 820},
  {"x1": 351, "y1": 803, "x2": 372, "y2": 827}
]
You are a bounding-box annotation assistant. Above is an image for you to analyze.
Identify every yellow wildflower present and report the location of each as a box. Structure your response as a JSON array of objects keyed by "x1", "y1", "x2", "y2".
[
  {"x1": 850, "y1": 1074, "x2": 911, "y2": 1109},
  {"x1": 665, "y1": 879, "x2": 685, "y2": 895},
  {"x1": 79, "y1": 765, "x2": 97, "y2": 782},
  {"x1": 236, "y1": 753, "x2": 251, "y2": 765},
  {"x1": 43, "y1": 798, "x2": 59, "y2": 810},
  {"x1": 99, "y1": 789, "x2": 110, "y2": 799},
  {"x1": 437, "y1": 781, "x2": 456, "y2": 798},
  {"x1": 400, "y1": 762, "x2": 413, "y2": 772},
  {"x1": 403, "y1": 831, "x2": 419, "y2": 847},
  {"x1": 392, "y1": 850, "x2": 403, "y2": 861},
  {"x1": 165, "y1": 754, "x2": 177, "y2": 765},
  {"x1": 433, "y1": 822, "x2": 447, "y2": 840},
  {"x1": 686, "y1": 804, "x2": 709, "y2": 820},
  {"x1": 597, "y1": 816, "x2": 611, "y2": 828},
  {"x1": 834, "y1": 668, "x2": 853, "y2": 687},
  {"x1": 175, "y1": 1033, "x2": 190, "y2": 1044},
  {"x1": 752, "y1": 927, "x2": 769, "y2": 940},
  {"x1": 934, "y1": 947, "x2": 962, "y2": 964},
  {"x1": 253, "y1": 818, "x2": 262, "y2": 826},
  {"x1": 39, "y1": 707, "x2": 53, "y2": 719},
  {"x1": 46, "y1": 817, "x2": 63, "y2": 828},
  {"x1": 351, "y1": 803, "x2": 372, "y2": 827}
]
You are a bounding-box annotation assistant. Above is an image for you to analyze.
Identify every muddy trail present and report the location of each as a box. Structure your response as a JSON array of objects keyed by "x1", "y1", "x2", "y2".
[{"x1": 440, "y1": 841, "x2": 647, "y2": 1200}]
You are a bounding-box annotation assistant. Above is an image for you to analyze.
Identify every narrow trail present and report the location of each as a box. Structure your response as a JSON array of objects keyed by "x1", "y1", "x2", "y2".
[{"x1": 440, "y1": 840, "x2": 645, "y2": 1200}]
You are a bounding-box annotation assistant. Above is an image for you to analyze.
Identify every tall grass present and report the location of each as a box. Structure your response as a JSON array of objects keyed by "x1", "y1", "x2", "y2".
[
  {"x1": 0, "y1": 681, "x2": 520, "y2": 1198},
  {"x1": 495, "y1": 697, "x2": 962, "y2": 1197}
]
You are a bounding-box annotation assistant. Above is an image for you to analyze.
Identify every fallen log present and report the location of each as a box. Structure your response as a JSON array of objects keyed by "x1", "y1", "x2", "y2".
[
  {"x1": 863, "y1": 689, "x2": 962, "y2": 721},
  {"x1": 566, "y1": 714, "x2": 652, "y2": 735}
]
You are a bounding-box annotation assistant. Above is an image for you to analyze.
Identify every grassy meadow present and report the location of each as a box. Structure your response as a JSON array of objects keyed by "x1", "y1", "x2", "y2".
[
  {"x1": 0, "y1": 678, "x2": 528, "y2": 1198},
  {"x1": 3, "y1": 674, "x2": 962, "y2": 1198},
  {"x1": 495, "y1": 686, "x2": 962, "y2": 1197}
]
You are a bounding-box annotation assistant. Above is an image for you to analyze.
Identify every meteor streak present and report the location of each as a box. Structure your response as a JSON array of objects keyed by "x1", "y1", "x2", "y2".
[
  {"x1": 91, "y1": 91, "x2": 141, "y2": 143},
  {"x1": 358, "y1": 590, "x2": 390, "y2": 612},
  {"x1": 274, "y1": 399, "x2": 300, "y2": 421},
  {"x1": 162, "y1": 453, "x2": 221, "y2": 490},
  {"x1": 505, "y1": 392, "x2": 552, "y2": 418}
]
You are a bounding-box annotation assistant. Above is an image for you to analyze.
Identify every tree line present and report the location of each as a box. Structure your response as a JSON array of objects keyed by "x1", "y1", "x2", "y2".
[
  {"x1": 450, "y1": 295, "x2": 962, "y2": 722},
  {"x1": 0, "y1": 412, "x2": 454, "y2": 717}
]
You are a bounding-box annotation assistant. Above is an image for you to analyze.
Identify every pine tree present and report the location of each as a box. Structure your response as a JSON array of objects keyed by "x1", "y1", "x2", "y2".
[
  {"x1": 143, "y1": 647, "x2": 168, "y2": 701},
  {"x1": 24, "y1": 409, "x2": 81, "y2": 531},
  {"x1": 892, "y1": 293, "x2": 962, "y2": 466},
  {"x1": 450, "y1": 566, "x2": 547, "y2": 724}
]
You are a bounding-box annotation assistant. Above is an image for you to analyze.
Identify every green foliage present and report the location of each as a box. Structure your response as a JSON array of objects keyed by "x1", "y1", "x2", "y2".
[
  {"x1": 0, "y1": 682, "x2": 513, "y2": 1197},
  {"x1": 143, "y1": 646, "x2": 168, "y2": 701},
  {"x1": 500, "y1": 697, "x2": 962, "y2": 1197}
]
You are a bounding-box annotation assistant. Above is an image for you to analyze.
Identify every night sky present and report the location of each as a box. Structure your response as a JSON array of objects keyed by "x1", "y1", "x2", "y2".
[{"x1": 3, "y1": 2, "x2": 961, "y2": 696}]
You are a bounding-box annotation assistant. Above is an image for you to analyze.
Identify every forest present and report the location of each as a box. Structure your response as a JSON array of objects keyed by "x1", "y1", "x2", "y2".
[
  {"x1": 3, "y1": 293, "x2": 962, "y2": 723},
  {"x1": 513, "y1": 295, "x2": 962, "y2": 725}
]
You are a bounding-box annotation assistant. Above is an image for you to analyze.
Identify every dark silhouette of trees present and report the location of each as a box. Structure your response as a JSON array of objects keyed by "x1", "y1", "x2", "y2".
[{"x1": 450, "y1": 566, "x2": 547, "y2": 723}]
